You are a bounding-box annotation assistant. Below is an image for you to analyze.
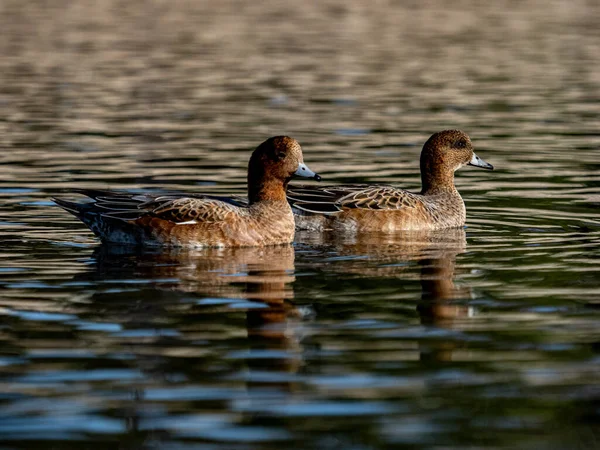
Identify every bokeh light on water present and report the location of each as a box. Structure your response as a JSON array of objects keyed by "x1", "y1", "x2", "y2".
[{"x1": 1, "y1": 0, "x2": 599, "y2": 448}]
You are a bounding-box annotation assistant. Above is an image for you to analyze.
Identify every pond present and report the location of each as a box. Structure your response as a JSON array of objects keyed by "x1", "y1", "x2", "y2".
[{"x1": 1, "y1": 0, "x2": 599, "y2": 448}]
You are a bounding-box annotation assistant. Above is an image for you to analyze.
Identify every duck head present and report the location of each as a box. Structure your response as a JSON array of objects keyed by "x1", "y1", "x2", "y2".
[
  {"x1": 420, "y1": 130, "x2": 493, "y2": 194},
  {"x1": 248, "y1": 136, "x2": 321, "y2": 203}
]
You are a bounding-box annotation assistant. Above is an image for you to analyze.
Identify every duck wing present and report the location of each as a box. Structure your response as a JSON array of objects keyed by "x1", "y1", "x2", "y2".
[
  {"x1": 287, "y1": 184, "x2": 371, "y2": 214},
  {"x1": 337, "y1": 186, "x2": 420, "y2": 210},
  {"x1": 139, "y1": 196, "x2": 241, "y2": 224},
  {"x1": 287, "y1": 184, "x2": 418, "y2": 214},
  {"x1": 55, "y1": 189, "x2": 243, "y2": 224}
]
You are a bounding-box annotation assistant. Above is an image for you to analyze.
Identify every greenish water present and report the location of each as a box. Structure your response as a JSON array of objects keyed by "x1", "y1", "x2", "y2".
[{"x1": 1, "y1": 1, "x2": 600, "y2": 448}]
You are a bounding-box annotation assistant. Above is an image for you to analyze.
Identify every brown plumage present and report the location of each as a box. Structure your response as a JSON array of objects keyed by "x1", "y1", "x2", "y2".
[
  {"x1": 288, "y1": 130, "x2": 493, "y2": 232},
  {"x1": 53, "y1": 136, "x2": 321, "y2": 247}
]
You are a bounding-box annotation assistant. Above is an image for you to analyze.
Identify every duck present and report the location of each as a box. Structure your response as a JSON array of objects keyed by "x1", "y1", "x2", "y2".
[
  {"x1": 287, "y1": 130, "x2": 493, "y2": 232},
  {"x1": 53, "y1": 136, "x2": 321, "y2": 247}
]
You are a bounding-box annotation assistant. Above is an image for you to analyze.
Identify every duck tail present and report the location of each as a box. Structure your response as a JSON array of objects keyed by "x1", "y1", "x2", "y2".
[{"x1": 52, "y1": 197, "x2": 88, "y2": 219}]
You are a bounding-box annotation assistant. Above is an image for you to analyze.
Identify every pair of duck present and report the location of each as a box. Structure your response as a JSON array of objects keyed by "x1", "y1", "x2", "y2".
[{"x1": 54, "y1": 130, "x2": 493, "y2": 247}]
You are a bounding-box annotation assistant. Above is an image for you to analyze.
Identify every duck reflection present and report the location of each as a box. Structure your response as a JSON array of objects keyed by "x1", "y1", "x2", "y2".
[
  {"x1": 414, "y1": 230, "x2": 471, "y2": 362},
  {"x1": 84, "y1": 227, "x2": 470, "y2": 376},
  {"x1": 76, "y1": 227, "x2": 470, "y2": 443},
  {"x1": 85, "y1": 243, "x2": 303, "y2": 379},
  {"x1": 297, "y1": 227, "x2": 470, "y2": 361},
  {"x1": 78, "y1": 243, "x2": 303, "y2": 441}
]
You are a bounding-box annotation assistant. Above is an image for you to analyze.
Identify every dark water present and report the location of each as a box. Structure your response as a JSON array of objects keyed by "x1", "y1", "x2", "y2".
[{"x1": 1, "y1": 1, "x2": 600, "y2": 448}]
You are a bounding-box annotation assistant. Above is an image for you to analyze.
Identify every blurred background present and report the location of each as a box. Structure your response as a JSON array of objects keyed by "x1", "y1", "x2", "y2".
[{"x1": 1, "y1": 0, "x2": 599, "y2": 448}]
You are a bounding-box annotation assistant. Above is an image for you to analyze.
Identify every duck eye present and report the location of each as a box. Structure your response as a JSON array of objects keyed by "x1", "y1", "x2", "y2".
[
  {"x1": 455, "y1": 139, "x2": 467, "y2": 149},
  {"x1": 274, "y1": 150, "x2": 287, "y2": 161}
]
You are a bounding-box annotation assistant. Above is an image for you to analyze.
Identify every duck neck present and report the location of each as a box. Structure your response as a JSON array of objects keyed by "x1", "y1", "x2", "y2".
[
  {"x1": 248, "y1": 171, "x2": 288, "y2": 204},
  {"x1": 420, "y1": 165, "x2": 457, "y2": 195}
]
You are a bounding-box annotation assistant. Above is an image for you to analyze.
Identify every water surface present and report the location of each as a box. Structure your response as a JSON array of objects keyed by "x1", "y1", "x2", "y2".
[{"x1": 1, "y1": 1, "x2": 600, "y2": 448}]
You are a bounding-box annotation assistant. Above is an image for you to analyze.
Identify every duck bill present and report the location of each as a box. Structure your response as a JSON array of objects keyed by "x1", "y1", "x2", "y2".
[
  {"x1": 468, "y1": 153, "x2": 494, "y2": 170},
  {"x1": 295, "y1": 163, "x2": 322, "y2": 181}
]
